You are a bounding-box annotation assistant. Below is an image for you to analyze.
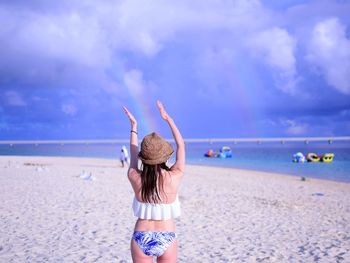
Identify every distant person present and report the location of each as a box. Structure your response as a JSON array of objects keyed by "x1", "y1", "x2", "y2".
[
  {"x1": 123, "y1": 100, "x2": 185, "y2": 263},
  {"x1": 120, "y1": 145, "x2": 129, "y2": 168}
]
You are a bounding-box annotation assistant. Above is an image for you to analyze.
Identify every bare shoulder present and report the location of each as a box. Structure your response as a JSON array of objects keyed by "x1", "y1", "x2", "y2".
[{"x1": 169, "y1": 167, "x2": 184, "y2": 178}]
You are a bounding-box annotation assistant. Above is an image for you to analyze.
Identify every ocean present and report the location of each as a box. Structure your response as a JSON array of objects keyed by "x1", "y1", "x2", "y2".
[{"x1": 1, "y1": 141, "x2": 349, "y2": 182}]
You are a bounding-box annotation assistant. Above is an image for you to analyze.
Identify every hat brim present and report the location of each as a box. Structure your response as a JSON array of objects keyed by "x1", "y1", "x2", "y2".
[{"x1": 138, "y1": 149, "x2": 174, "y2": 165}]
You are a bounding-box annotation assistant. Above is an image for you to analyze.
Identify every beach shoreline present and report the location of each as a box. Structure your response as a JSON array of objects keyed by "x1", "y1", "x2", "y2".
[
  {"x1": 1, "y1": 155, "x2": 349, "y2": 262},
  {"x1": 1, "y1": 154, "x2": 348, "y2": 185}
]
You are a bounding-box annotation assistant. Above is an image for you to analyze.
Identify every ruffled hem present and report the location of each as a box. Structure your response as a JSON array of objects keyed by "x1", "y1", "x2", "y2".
[{"x1": 133, "y1": 196, "x2": 181, "y2": 220}]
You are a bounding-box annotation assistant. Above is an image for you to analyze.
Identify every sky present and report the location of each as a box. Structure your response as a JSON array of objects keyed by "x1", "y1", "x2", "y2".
[{"x1": 0, "y1": 0, "x2": 349, "y2": 140}]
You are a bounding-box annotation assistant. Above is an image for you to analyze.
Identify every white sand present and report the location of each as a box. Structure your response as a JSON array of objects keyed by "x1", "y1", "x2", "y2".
[{"x1": 0, "y1": 156, "x2": 349, "y2": 262}]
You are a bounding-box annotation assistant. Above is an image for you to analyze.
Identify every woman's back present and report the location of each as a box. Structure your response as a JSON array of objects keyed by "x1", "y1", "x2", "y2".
[{"x1": 130, "y1": 168, "x2": 182, "y2": 205}]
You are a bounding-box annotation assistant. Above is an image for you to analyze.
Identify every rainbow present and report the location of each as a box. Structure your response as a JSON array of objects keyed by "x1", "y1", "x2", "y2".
[
  {"x1": 122, "y1": 54, "x2": 261, "y2": 138},
  {"x1": 124, "y1": 89, "x2": 157, "y2": 136},
  {"x1": 227, "y1": 57, "x2": 260, "y2": 136}
]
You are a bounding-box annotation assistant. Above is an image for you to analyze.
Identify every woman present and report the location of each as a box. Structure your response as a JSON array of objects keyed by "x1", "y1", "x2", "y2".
[
  {"x1": 123, "y1": 100, "x2": 185, "y2": 263},
  {"x1": 119, "y1": 145, "x2": 129, "y2": 168}
]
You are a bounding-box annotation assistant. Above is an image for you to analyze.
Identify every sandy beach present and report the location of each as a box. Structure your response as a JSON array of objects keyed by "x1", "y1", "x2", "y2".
[{"x1": 0, "y1": 156, "x2": 349, "y2": 262}]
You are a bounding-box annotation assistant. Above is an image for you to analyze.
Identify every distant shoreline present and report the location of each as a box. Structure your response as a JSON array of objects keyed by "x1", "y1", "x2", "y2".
[
  {"x1": 0, "y1": 136, "x2": 350, "y2": 145},
  {"x1": 1, "y1": 154, "x2": 349, "y2": 185}
]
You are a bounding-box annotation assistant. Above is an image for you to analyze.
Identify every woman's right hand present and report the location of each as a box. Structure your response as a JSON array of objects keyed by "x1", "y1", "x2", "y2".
[{"x1": 123, "y1": 106, "x2": 137, "y2": 128}]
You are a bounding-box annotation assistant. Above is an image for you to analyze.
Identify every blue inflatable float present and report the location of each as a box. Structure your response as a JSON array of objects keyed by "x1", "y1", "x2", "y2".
[{"x1": 204, "y1": 146, "x2": 232, "y2": 158}]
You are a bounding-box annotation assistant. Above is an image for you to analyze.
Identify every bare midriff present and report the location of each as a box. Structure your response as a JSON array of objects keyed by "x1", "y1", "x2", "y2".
[{"x1": 134, "y1": 218, "x2": 176, "y2": 232}]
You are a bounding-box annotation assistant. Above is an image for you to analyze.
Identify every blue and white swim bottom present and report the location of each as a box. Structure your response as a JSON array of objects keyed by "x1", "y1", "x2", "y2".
[{"x1": 132, "y1": 231, "x2": 177, "y2": 257}]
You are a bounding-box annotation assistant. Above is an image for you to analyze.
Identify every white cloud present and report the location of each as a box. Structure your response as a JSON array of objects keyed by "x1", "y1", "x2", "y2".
[
  {"x1": 0, "y1": 121, "x2": 10, "y2": 131},
  {"x1": 1, "y1": 0, "x2": 272, "y2": 62},
  {"x1": 340, "y1": 109, "x2": 350, "y2": 118},
  {"x1": 1, "y1": 1, "x2": 349, "y2": 100},
  {"x1": 123, "y1": 69, "x2": 157, "y2": 97},
  {"x1": 0, "y1": 0, "x2": 275, "y2": 99},
  {"x1": 14, "y1": 12, "x2": 111, "y2": 68},
  {"x1": 113, "y1": 0, "x2": 269, "y2": 56},
  {"x1": 31, "y1": 96, "x2": 49, "y2": 102},
  {"x1": 61, "y1": 104, "x2": 77, "y2": 116},
  {"x1": 307, "y1": 18, "x2": 350, "y2": 94},
  {"x1": 282, "y1": 119, "x2": 307, "y2": 135},
  {"x1": 259, "y1": 118, "x2": 310, "y2": 135},
  {"x1": 248, "y1": 27, "x2": 298, "y2": 93},
  {"x1": 5, "y1": 91, "x2": 27, "y2": 106},
  {"x1": 123, "y1": 69, "x2": 146, "y2": 96}
]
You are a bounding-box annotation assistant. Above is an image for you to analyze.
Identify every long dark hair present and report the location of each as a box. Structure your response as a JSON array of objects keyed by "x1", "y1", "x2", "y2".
[{"x1": 140, "y1": 162, "x2": 170, "y2": 203}]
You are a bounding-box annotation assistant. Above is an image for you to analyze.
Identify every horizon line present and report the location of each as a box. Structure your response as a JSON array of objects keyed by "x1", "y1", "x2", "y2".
[{"x1": 0, "y1": 136, "x2": 349, "y2": 145}]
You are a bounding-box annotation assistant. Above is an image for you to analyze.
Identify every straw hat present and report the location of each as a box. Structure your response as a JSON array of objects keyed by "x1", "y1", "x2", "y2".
[{"x1": 139, "y1": 132, "x2": 174, "y2": 165}]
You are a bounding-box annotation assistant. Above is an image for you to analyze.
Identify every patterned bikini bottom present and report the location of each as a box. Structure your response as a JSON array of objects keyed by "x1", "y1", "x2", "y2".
[{"x1": 132, "y1": 231, "x2": 177, "y2": 257}]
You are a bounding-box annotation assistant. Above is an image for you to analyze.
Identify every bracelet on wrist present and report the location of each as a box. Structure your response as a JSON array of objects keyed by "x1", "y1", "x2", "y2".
[{"x1": 131, "y1": 130, "x2": 138, "y2": 135}]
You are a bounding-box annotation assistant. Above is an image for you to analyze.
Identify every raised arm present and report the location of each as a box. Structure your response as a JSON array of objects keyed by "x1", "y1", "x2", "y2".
[
  {"x1": 157, "y1": 100, "x2": 185, "y2": 173},
  {"x1": 123, "y1": 106, "x2": 139, "y2": 172}
]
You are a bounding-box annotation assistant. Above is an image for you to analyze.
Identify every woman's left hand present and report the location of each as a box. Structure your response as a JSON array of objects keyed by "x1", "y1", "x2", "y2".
[{"x1": 123, "y1": 106, "x2": 137, "y2": 127}]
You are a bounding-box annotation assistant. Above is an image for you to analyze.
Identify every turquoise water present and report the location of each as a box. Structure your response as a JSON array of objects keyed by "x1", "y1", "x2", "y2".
[
  {"x1": 186, "y1": 141, "x2": 350, "y2": 182},
  {"x1": 0, "y1": 141, "x2": 349, "y2": 182}
]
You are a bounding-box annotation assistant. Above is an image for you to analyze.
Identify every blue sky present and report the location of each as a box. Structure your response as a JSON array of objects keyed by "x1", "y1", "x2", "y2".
[{"x1": 0, "y1": 0, "x2": 349, "y2": 140}]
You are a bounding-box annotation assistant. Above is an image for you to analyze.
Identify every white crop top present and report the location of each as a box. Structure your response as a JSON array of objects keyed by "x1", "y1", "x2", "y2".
[{"x1": 132, "y1": 195, "x2": 181, "y2": 220}]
